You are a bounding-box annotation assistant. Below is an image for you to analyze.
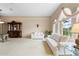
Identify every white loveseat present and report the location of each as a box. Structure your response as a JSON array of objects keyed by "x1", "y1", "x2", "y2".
[
  {"x1": 46, "y1": 33, "x2": 67, "y2": 56},
  {"x1": 31, "y1": 32, "x2": 44, "y2": 39}
]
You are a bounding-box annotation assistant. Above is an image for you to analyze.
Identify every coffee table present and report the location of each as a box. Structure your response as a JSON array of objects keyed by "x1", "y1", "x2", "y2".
[
  {"x1": 64, "y1": 43, "x2": 79, "y2": 56},
  {"x1": 58, "y1": 42, "x2": 79, "y2": 56},
  {"x1": 59, "y1": 42, "x2": 79, "y2": 56}
]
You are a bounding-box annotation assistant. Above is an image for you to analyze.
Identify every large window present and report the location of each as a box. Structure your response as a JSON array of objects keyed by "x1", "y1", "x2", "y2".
[{"x1": 63, "y1": 17, "x2": 72, "y2": 37}]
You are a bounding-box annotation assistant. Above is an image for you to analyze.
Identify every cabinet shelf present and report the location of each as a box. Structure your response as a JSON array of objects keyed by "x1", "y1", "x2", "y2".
[{"x1": 7, "y1": 21, "x2": 22, "y2": 38}]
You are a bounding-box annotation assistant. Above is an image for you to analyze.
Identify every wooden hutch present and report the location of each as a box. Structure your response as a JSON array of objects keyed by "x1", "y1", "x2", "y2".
[{"x1": 7, "y1": 21, "x2": 22, "y2": 38}]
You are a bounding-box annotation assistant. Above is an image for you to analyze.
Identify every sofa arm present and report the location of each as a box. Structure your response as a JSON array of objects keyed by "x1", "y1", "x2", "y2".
[{"x1": 46, "y1": 38, "x2": 59, "y2": 55}]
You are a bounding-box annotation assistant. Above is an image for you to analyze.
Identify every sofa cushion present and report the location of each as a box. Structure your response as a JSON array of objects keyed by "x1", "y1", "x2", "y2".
[
  {"x1": 46, "y1": 34, "x2": 68, "y2": 55},
  {"x1": 46, "y1": 37, "x2": 59, "y2": 55},
  {"x1": 46, "y1": 38, "x2": 58, "y2": 47},
  {"x1": 50, "y1": 34, "x2": 60, "y2": 42},
  {"x1": 59, "y1": 36, "x2": 67, "y2": 42}
]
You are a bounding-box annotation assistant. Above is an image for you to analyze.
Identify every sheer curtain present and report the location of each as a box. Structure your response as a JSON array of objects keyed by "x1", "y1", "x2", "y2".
[{"x1": 52, "y1": 21, "x2": 58, "y2": 34}]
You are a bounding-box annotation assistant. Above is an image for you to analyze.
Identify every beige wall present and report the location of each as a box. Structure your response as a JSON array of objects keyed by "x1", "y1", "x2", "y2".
[
  {"x1": 1, "y1": 16, "x2": 51, "y2": 37},
  {"x1": 0, "y1": 23, "x2": 8, "y2": 34}
]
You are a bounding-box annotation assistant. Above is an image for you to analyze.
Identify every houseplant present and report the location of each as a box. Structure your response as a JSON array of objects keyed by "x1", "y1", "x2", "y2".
[{"x1": 44, "y1": 30, "x2": 52, "y2": 37}]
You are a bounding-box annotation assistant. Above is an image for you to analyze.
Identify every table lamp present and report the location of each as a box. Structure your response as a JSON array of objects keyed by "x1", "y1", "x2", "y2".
[{"x1": 71, "y1": 23, "x2": 79, "y2": 48}]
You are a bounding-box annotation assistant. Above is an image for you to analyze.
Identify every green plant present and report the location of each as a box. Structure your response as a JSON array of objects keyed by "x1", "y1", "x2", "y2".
[{"x1": 44, "y1": 30, "x2": 52, "y2": 37}]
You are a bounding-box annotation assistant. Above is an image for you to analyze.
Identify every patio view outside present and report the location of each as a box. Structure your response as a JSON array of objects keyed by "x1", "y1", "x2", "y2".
[{"x1": 63, "y1": 17, "x2": 72, "y2": 37}]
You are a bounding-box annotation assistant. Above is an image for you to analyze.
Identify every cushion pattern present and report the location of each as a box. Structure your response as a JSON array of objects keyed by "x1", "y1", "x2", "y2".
[
  {"x1": 46, "y1": 33, "x2": 68, "y2": 55},
  {"x1": 50, "y1": 34, "x2": 60, "y2": 42}
]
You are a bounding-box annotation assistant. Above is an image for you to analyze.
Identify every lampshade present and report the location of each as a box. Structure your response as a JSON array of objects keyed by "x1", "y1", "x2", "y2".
[{"x1": 71, "y1": 23, "x2": 79, "y2": 33}]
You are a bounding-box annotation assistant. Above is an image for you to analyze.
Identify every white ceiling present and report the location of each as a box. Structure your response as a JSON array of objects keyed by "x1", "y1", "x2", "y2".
[{"x1": 0, "y1": 3, "x2": 60, "y2": 16}]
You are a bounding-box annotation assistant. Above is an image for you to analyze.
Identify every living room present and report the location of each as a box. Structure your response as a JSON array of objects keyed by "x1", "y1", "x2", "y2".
[{"x1": 0, "y1": 3, "x2": 79, "y2": 56}]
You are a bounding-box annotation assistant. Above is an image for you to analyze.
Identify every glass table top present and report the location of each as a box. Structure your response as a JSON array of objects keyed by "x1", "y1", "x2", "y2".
[{"x1": 64, "y1": 44, "x2": 79, "y2": 56}]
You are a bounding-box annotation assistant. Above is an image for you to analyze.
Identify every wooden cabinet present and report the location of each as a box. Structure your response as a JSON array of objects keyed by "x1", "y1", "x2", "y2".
[{"x1": 7, "y1": 21, "x2": 22, "y2": 38}]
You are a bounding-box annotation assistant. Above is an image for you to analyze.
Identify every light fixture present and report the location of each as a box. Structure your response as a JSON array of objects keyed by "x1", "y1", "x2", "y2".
[
  {"x1": 0, "y1": 19, "x2": 4, "y2": 24},
  {"x1": 0, "y1": 21, "x2": 4, "y2": 24},
  {"x1": 54, "y1": 19, "x2": 57, "y2": 22}
]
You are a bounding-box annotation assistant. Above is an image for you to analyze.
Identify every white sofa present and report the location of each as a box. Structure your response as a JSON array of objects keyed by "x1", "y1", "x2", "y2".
[
  {"x1": 46, "y1": 33, "x2": 67, "y2": 56},
  {"x1": 31, "y1": 32, "x2": 44, "y2": 39}
]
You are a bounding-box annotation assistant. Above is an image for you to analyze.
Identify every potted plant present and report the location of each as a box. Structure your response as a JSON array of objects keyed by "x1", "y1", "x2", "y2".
[{"x1": 44, "y1": 30, "x2": 52, "y2": 37}]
